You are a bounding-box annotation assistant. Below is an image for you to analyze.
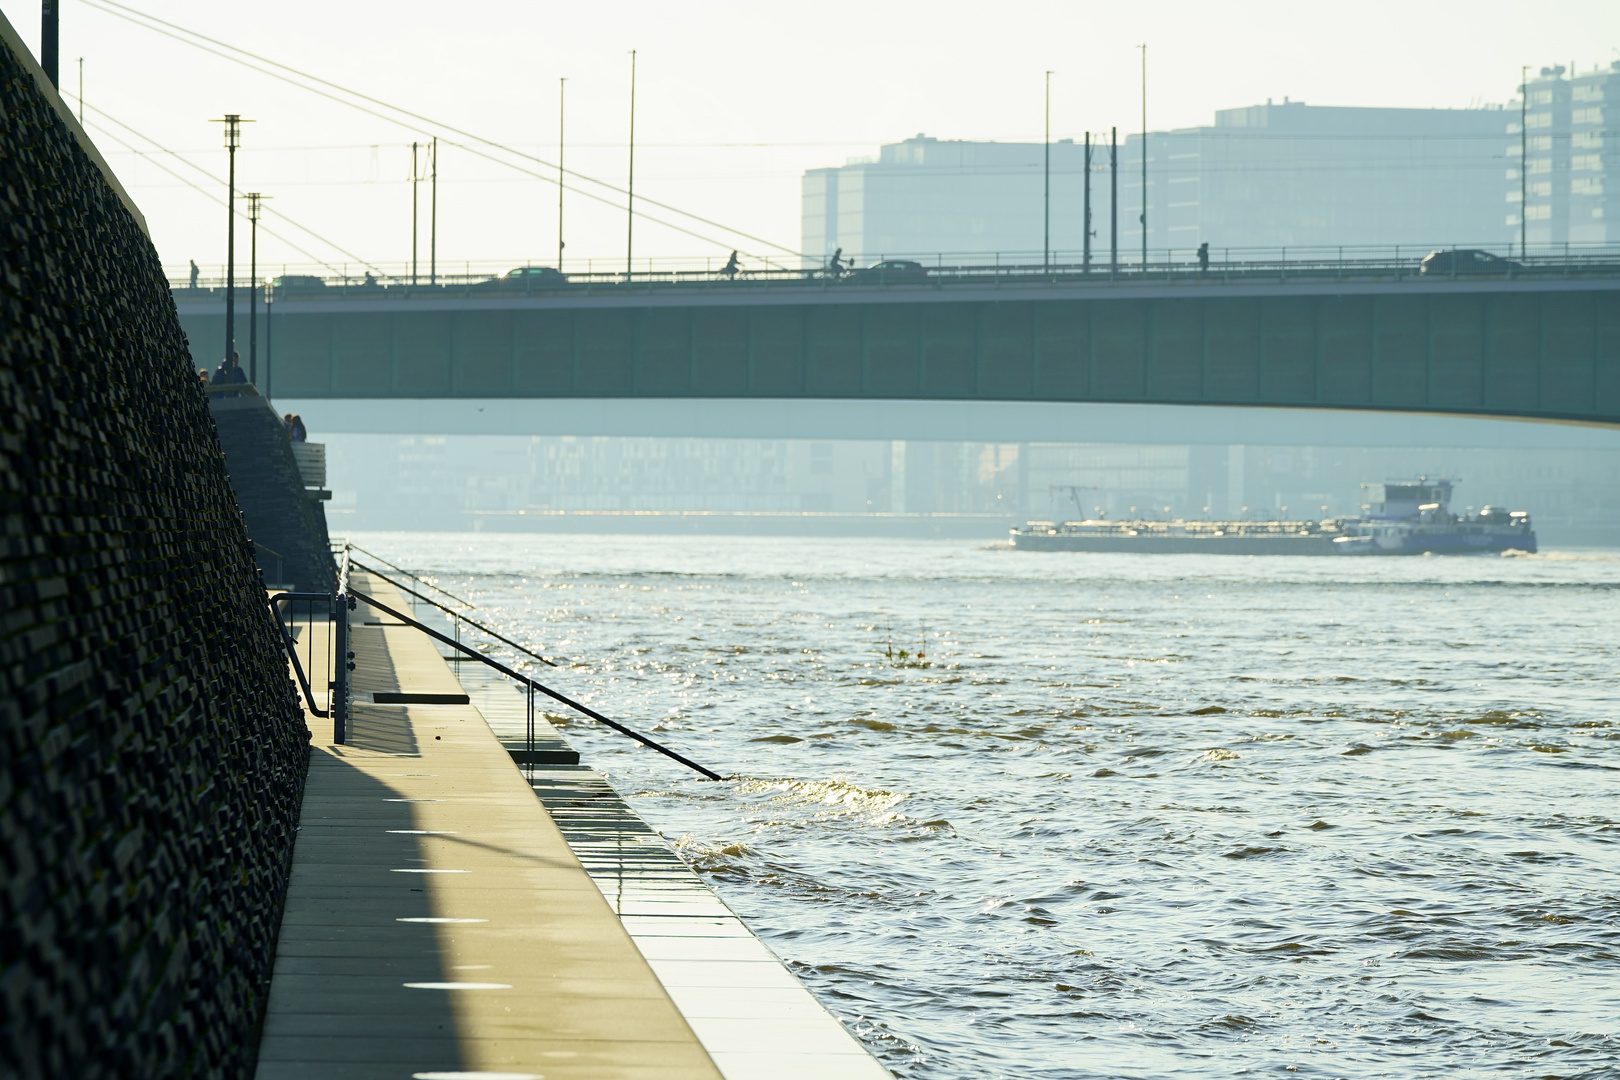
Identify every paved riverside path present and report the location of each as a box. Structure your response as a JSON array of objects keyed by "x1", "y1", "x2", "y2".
[{"x1": 256, "y1": 572, "x2": 722, "y2": 1079}]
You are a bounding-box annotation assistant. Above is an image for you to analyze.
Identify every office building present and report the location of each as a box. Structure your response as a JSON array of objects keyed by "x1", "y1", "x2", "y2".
[
  {"x1": 1511, "y1": 62, "x2": 1620, "y2": 247},
  {"x1": 804, "y1": 100, "x2": 1511, "y2": 265}
]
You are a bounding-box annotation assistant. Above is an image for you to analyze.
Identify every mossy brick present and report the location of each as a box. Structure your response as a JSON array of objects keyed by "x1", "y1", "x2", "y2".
[{"x1": 1, "y1": 38, "x2": 309, "y2": 1080}]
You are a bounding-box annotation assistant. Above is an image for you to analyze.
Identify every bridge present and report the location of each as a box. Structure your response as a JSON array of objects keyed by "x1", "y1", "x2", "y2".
[{"x1": 173, "y1": 255, "x2": 1620, "y2": 432}]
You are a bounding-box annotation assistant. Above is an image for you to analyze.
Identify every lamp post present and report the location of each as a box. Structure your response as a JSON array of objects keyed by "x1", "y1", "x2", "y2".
[
  {"x1": 411, "y1": 141, "x2": 419, "y2": 284},
  {"x1": 1083, "y1": 131, "x2": 1092, "y2": 272},
  {"x1": 243, "y1": 192, "x2": 266, "y2": 384},
  {"x1": 1110, "y1": 126, "x2": 1118, "y2": 273},
  {"x1": 40, "y1": 0, "x2": 58, "y2": 86},
  {"x1": 1139, "y1": 44, "x2": 1147, "y2": 270},
  {"x1": 626, "y1": 50, "x2": 637, "y2": 281},
  {"x1": 430, "y1": 137, "x2": 438, "y2": 284},
  {"x1": 211, "y1": 114, "x2": 250, "y2": 365},
  {"x1": 558, "y1": 77, "x2": 567, "y2": 271},
  {"x1": 264, "y1": 279, "x2": 274, "y2": 402},
  {"x1": 1044, "y1": 70, "x2": 1052, "y2": 273},
  {"x1": 1520, "y1": 65, "x2": 1528, "y2": 257}
]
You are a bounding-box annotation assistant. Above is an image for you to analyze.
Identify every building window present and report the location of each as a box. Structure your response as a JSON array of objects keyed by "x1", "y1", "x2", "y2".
[
  {"x1": 1572, "y1": 178, "x2": 1604, "y2": 195},
  {"x1": 1572, "y1": 107, "x2": 1603, "y2": 125},
  {"x1": 1526, "y1": 112, "x2": 1553, "y2": 129},
  {"x1": 1573, "y1": 154, "x2": 1601, "y2": 172},
  {"x1": 1526, "y1": 204, "x2": 1552, "y2": 220}
]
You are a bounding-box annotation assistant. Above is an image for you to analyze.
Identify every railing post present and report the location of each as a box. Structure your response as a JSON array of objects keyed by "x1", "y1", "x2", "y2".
[
  {"x1": 332, "y1": 592, "x2": 350, "y2": 744},
  {"x1": 332, "y1": 546, "x2": 353, "y2": 744}
]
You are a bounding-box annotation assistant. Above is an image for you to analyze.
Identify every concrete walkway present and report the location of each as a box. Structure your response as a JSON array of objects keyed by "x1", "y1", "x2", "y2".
[{"x1": 256, "y1": 572, "x2": 721, "y2": 1079}]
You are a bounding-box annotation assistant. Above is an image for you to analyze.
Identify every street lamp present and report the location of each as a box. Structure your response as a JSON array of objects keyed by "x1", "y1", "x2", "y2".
[{"x1": 211, "y1": 114, "x2": 252, "y2": 365}]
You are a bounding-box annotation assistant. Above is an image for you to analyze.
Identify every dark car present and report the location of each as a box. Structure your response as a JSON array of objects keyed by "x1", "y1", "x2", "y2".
[
  {"x1": 1418, "y1": 249, "x2": 1523, "y2": 276},
  {"x1": 270, "y1": 274, "x2": 328, "y2": 292},
  {"x1": 479, "y1": 266, "x2": 569, "y2": 290},
  {"x1": 845, "y1": 259, "x2": 929, "y2": 284}
]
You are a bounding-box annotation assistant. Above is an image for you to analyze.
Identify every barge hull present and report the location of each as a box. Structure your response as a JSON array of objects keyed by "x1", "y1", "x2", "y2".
[{"x1": 1010, "y1": 534, "x2": 1339, "y2": 555}]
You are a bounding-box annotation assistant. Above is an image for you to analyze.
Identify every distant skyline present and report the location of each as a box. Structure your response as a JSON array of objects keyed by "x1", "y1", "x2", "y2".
[{"x1": 10, "y1": 0, "x2": 1619, "y2": 276}]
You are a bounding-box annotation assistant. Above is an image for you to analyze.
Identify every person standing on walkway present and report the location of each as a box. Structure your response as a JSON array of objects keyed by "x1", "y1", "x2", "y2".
[{"x1": 1198, "y1": 242, "x2": 1210, "y2": 272}]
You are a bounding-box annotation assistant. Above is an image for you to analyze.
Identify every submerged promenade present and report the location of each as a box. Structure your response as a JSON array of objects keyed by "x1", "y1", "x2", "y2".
[{"x1": 259, "y1": 572, "x2": 887, "y2": 1078}]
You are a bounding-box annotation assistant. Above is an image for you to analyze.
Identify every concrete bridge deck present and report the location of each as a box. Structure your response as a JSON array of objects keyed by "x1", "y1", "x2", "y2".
[{"x1": 179, "y1": 269, "x2": 1620, "y2": 429}]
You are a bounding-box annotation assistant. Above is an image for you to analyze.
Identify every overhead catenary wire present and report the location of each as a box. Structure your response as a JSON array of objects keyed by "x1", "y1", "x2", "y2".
[
  {"x1": 80, "y1": 108, "x2": 347, "y2": 271},
  {"x1": 81, "y1": 0, "x2": 800, "y2": 263},
  {"x1": 80, "y1": 99, "x2": 381, "y2": 274}
]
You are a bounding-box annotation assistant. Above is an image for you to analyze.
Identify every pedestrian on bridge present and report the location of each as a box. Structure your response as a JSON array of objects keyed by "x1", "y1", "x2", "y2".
[
  {"x1": 1198, "y1": 242, "x2": 1210, "y2": 272},
  {"x1": 720, "y1": 250, "x2": 741, "y2": 279}
]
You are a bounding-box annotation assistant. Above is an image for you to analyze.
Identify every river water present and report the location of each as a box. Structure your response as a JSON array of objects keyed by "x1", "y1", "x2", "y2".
[{"x1": 351, "y1": 533, "x2": 1620, "y2": 1079}]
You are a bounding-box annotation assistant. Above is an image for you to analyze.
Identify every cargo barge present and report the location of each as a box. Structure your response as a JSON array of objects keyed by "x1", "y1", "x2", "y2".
[{"x1": 1011, "y1": 479, "x2": 1536, "y2": 556}]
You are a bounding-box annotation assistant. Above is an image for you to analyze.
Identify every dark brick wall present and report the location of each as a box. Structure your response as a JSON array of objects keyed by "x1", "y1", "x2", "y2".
[
  {"x1": 0, "y1": 38, "x2": 310, "y2": 1080},
  {"x1": 210, "y1": 396, "x2": 336, "y2": 593}
]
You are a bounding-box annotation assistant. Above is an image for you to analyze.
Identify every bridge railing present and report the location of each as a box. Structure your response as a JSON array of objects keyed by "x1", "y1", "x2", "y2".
[{"x1": 169, "y1": 242, "x2": 1620, "y2": 297}]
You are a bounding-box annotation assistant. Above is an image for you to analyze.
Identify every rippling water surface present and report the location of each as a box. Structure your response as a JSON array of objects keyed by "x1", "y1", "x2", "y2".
[{"x1": 352, "y1": 533, "x2": 1620, "y2": 1078}]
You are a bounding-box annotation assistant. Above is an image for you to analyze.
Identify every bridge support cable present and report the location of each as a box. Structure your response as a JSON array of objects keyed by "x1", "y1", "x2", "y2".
[
  {"x1": 349, "y1": 590, "x2": 723, "y2": 782},
  {"x1": 82, "y1": 0, "x2": 801, "y2": 265}
]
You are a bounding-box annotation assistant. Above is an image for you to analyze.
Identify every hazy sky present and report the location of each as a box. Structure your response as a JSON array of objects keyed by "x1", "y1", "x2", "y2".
[{"x1": 10, "y1": 1, "x2": 1619, "y2": 279}]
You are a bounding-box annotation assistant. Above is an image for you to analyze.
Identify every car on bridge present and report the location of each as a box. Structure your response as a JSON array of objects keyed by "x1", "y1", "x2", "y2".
[
  {"x1": 845, "y1": 259, "x2": 929, "y2": 285},
  {"x1": 479, "y1": 266, "x2": 570, "y2": 291},
  {"x1": 270, "y1": 275, "x2": 328, "y2": 293},
  {"x1": 1418, "y1": 249, "x2": 1523, "y2": 276}
]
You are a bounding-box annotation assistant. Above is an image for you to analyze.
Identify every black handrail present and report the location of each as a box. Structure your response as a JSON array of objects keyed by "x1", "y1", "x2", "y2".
[
  {"x1": 268, "y1": 591, "x2": 331, "y2": 718},
  {"x1": 346, "y1": 543, "x2": 471, "y2": 607},
  {"x1": 349, "y1": 590, "x2": 722, "y2": 781},
  {"x1": 349, "y1": 557, "x2": 558, "y2": 667}
]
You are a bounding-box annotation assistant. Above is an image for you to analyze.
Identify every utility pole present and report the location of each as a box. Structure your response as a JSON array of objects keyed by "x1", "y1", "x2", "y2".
[
  {"x1": 1139, "y1": 43, "x2": 1148, "y2": 270},
  {"x1": 40, "y1": 1, "x2": 58, "y2": 86},
  {"x1": 626, "y1": 50, "x2": 637, "y2": 280},
  {"x1": 411, "y1": 141, "x2": 419, "y2": 284},
  {"x1": 430, "y1": 137, "x2": 438, "y2": 284},
  {"x1": 1044, "y1": 71, "x2": 1052, "y2": 273},
  {"x1": 265, "y1": 281, "x2": 274, "y2": 401},
  {"x1": 1110, "y1": 126, "x2": 1118, "y2": 273},
  {"x1": 1520, "y1": 65, "x2": 1528, "y2": 257},
  {"x1": 244, "y1": 192, "x2": 266, "y2": 384},
  {"x1": 558, "y1": 77, "x2": 567, "y2": 270},
  {"x1": 212, "y1": 114, "x2": 250, "y2": 365},
  {"x1": 1083, "y1": 131, "x2": 1092, "y2": 272}
]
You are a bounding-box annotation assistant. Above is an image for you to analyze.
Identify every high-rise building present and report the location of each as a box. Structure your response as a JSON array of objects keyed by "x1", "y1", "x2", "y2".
[
  {"x1": 802, "y1": 135, "x2": 1091, "y2": 268},
  {"x1": 1510, "y1": 62, "x2": 1620, "y2": 247},
  {"x1": 803, "y1": 100, "x2": 1512, "y2": 265}
]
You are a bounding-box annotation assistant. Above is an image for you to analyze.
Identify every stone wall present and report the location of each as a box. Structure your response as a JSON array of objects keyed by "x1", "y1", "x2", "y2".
[
  {"x1": 210, "y1": 394, "x2": 336, "y2": 593},
  {"x1": 0, "y1": 29, "x2": 310, "y2": 1080}
]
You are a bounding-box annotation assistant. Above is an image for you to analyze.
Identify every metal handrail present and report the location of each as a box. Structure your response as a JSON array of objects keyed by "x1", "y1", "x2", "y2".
[
  {"x1": 268, "y1": 591, "x2": 331, "y2": 718},
  {"x1": 346, "y1": 543, "x2": 471, "y2": 607},
  {"x1": 169, "y1": 244, "x2": 1620, "y2": 295},
  {"x1": 349, "y1": 590, "x2": 722, "y2": 781},
  {"x1": 349, "y1": 558, "x2": 558, "y2": 668}
]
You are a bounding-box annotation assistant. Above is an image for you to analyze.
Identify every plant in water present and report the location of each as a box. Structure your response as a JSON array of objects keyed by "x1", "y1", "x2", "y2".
[{"x1": 881, "y1": 625, "x2": 931, "y2": 669}]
